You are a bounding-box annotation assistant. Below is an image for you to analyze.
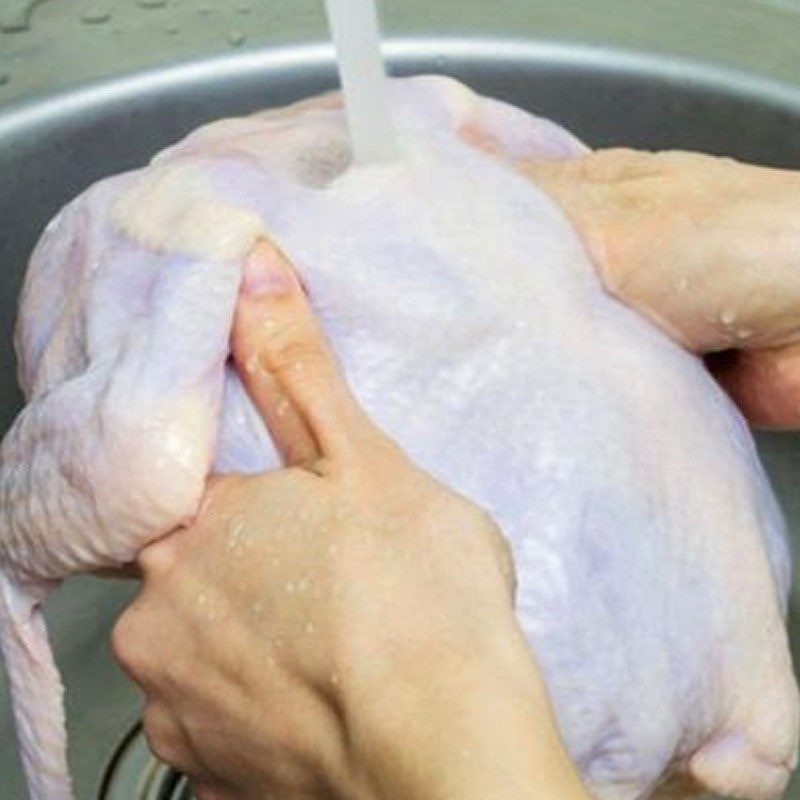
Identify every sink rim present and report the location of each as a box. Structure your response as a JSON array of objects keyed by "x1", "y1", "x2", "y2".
[{"x1": 4, "y1": 36, "x2": 800, "y2": 144}]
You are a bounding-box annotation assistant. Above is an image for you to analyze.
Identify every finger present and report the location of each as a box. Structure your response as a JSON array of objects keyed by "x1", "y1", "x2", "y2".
[
  {"x1": 111, "y1": 602, "x2": 153, "y2": 686},
  {"x1": 708, "y1": 345, "x2": 800, "y2": 429},
  {"x1": 136, "y1": 536, "x2": 179, "y2": 579},
  {"x1": 232, "y1": 239, "x2": 370, "y2": 465},
  {"x1": 520, "y1": 149, "x2": 672, "y2": 188}
]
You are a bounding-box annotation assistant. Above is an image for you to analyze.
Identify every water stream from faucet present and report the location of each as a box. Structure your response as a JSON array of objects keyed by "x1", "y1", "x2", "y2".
[{"x1": 323, "y1": 0, "x2": 398, "y2": 164}]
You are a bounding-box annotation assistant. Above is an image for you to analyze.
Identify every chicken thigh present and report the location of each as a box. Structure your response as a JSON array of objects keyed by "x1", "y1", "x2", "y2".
[{"x1": 0, "y1": 76, "x2": 797, "y2": 800}]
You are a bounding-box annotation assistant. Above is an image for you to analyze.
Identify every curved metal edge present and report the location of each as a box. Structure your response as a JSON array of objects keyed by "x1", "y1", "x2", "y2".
[{"x1": 3, "y1": 36, "x2": 800, "y2": 142}]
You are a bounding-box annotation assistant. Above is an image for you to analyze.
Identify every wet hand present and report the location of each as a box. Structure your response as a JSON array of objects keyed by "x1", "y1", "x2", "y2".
[
  {"x1": 111, "y1": 241, "x2": 585, "y2": 800},
  {"x1": 523, "y1": 149, "x2": 800, "y2": 428}
]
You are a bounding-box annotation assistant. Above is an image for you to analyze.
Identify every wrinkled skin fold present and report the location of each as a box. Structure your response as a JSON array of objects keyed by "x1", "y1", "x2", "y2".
[{"x1": 0, "y1": 76, "x2": 797, "y2": 800}]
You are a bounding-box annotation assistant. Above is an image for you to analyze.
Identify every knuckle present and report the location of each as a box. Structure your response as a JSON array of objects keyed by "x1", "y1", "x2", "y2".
[
  {"x1": 137, "y1": 537, "x2": 178, "y2": 578},
  {"x1": 270, "y1": 336, "x2": 327, "y2": 379},
  {"x1": 582, "y1": 148, "x2": 646, "y2": 183},
  {"x1": 142, "y1": 706, "x2": 188, "y2": 768},
  {"x1": 111, "y1": 610, "x2": 148, "y2": 679},
  {"x1": 344, "y1": 427, "x2": 408, "y2": 478}
]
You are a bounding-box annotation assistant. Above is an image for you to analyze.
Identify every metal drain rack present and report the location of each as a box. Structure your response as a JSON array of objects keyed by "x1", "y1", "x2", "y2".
[{"x1": 99, "y1": 725, "x2": 192, "y2": 800}]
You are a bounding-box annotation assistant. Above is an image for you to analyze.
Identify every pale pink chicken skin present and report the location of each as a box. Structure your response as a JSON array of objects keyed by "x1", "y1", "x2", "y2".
[{"x1": 0, "y1": 76, "x2": 797, "y2": 800}]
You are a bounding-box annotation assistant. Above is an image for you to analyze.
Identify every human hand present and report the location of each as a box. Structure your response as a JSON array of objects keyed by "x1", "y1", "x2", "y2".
[
  {"x1": 111, "y1": 242, "x2": 588, "y2": 800},
  {"x1": 523, "y1": 149, "x2": 800, "y2": 428}
]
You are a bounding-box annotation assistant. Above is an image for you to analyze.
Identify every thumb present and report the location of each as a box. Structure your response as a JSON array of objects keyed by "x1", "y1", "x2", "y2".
[{"x1": 231, "y1": 240, "x2": 369, "y2": 467}]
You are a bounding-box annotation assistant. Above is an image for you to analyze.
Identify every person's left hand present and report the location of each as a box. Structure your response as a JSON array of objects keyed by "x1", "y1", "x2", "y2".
[{"x1": 521, "y1": 149, "x2": 800, "y2": 428}]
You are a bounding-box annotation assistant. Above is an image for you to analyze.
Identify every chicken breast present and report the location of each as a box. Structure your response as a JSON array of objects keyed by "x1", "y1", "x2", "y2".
[{"x1": 0, "y1": 75, "x2": 797, "y2": 800}]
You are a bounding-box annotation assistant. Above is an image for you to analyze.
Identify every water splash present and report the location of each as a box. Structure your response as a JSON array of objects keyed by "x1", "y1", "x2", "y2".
[
  {"x1": 323, "y1": 0, "x2": 398, "y2": 164},
  {"x1": 227, "y1": 29, "x2": 247, "y2": 47}
]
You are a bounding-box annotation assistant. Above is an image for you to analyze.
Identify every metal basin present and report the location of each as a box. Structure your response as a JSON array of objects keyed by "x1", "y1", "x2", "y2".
[{"x1": 2, "y1": 37, "x2": 800, "y2": 799}]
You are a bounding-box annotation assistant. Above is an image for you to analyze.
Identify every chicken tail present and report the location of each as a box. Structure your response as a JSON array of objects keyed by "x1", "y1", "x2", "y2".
[{"x1": 0, "y1": 570, "x2": 73, "y2": 800}]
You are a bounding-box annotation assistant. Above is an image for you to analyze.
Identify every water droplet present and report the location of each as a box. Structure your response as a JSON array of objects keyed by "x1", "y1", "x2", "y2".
[
  {"x1": 305, "y1": 620, "x2": 315, "y2": 634},
  {"x1": 244, "y1": 355, "x2": 259, "y2": 374},
  {"x1": 276, "y1": 398, "x2": 290, "y2": 418},
  {"x1": 285, "y1": 581, "x2": 296, "y2": 594},
  {"x1": 197, "y1": 592, "x2": 207, "y2": 606},
  {"x1": 677, "y1": 277, "x2": 689, "y2": 292},
  {"x1": 228, "y1": 29, "x2": 247, "y2": 47},
  {"x1": 720, "y1": 309, "x2": 737, "y2": 326},
  {"x1": 329, "y1": 671, "x2": 340, "y2": 685},
  {"x1": 81, "y1": 6, "x2": 112, "y2": 24},
  {"x1": 0, "y1": 1, "x2": 33, "y2": 33},
  {"x1": 735, "y1": 328, "x2": 753, "y2": 341}
]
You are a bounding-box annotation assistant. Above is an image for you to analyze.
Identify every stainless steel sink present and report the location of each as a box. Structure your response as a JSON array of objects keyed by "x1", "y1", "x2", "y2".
[{"x1": 3, "y1": 4, "x2": 800, "y2": 797}]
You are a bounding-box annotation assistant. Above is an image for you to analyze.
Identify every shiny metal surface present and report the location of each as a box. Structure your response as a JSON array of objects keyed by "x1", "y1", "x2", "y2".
[
  {"x1": 3, "y1": 0, "x2": 800, "y2": 104},
  {"x1": 99, "y1": 726, "x2": 188, "y2": 800},
  {"x1": 2, "y1": 22, "x2": 800, "y2": 800}
]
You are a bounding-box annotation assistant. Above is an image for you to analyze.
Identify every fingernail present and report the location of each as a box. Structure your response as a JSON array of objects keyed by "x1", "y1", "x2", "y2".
[{"x1": 242, "y1": 244, "x2": 295, "y2": 298}]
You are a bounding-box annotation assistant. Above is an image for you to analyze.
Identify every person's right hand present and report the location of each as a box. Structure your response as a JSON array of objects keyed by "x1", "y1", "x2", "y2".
[
  {"x1": 111, "y1": 241, "x2": 590, "y2": 800},
  {"x1": 522, "y1": 149, "x2": 800, "y2": 428}
]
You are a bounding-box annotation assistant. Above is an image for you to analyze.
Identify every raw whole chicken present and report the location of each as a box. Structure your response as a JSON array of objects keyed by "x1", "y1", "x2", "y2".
[{"x1": 0, "y1": 75, "x2": 797, "y2": 800}]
